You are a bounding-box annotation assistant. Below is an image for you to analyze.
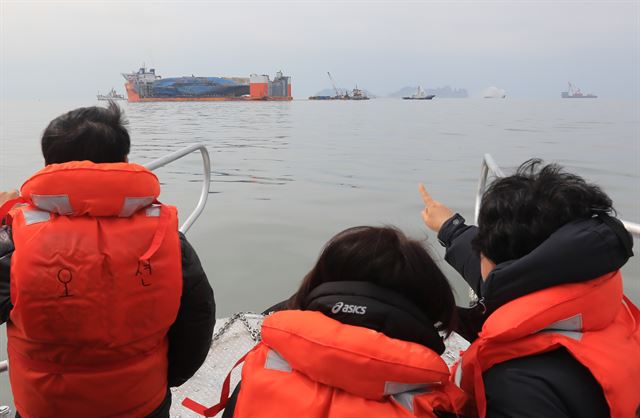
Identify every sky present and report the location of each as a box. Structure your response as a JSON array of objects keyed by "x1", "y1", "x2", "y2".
[{"x1": 0, "y1": 0, "x2": 639, "y2": 100}]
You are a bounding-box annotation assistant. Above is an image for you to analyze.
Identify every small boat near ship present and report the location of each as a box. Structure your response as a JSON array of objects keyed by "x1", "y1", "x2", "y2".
[
  {"x1": 561, "y1": 82, "x2": 597, "y2": 99},
  {"x1": 346, "y1": 86, "x2": 370, "y2": 100},
  {"x1": 402, "y1": 86, "x2": 435, "y2": 100},
  {"x1": 309, "y1": 72, "x2": 370, "y2": 100},
  {"x1": 97, "y1": 88, "x2": 126, "y2": 101}
]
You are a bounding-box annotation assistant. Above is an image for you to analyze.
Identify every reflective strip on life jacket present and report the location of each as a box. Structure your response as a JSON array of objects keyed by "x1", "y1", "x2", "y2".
[
  {"x1": 392, "y1": 389, "x2": 430, "y2": 414},
  {"x1": 32, "y1": 194, "x2": 73, "y2": 214},
  {"x1": 146, "y1": 205, "x2": 161, "y2": 217},
  {"x1": 22, "y1": 209, "x2": 50, "y2": 225},
  {"x1": 539, "y1": 313, "x2": 583, "y2": 340},
  {"x1": 264, "y1": 349, "x2": 292, "y2": 373},
  {"x1": 120, "y1": 196, "x2": 155, "y2": 217},
  {"x1": 384, "y1": 382, "x2": 432, "y2": 396}
]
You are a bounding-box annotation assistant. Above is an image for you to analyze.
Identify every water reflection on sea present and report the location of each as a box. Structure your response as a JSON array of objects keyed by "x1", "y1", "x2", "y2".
[{"x1": 0, "y1": 98, "x2": 639, "y2": 405}]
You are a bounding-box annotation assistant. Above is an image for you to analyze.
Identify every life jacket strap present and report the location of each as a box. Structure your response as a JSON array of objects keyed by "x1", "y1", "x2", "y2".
[
  {"x1": 139, "y1": 200, "x2": 170, "y2": 262},
  {"x1": 182, "y1": 350, "x2": 252, "y2": 417}
]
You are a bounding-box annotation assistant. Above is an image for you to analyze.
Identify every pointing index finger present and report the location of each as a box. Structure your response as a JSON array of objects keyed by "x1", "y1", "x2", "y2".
[{"x1": 419, "y1": 183, "x2": 435, "y2": 206}]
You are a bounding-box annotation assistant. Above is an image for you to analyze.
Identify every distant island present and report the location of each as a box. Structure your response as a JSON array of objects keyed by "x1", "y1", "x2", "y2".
[
  {"x1": 389, "y1": 86, "x2": 468, "y2": 98},
  {"x1": 313, "y1": 87, "x2": 377, "y2": 98}
]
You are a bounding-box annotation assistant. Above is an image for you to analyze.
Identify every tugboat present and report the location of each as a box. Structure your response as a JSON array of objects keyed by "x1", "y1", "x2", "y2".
[
  {"x1": 561, "y1": 82, "x2": 597, "y2": 98},
  {"x1": 348, "y1": 86, "x2": 370, "y2": 100},
  {"x1": 402, "y1": 86, "x2": 435, "y2": 100},
  {"x1": 97, "y1": 88, "x2": 126, "y2": 101}
]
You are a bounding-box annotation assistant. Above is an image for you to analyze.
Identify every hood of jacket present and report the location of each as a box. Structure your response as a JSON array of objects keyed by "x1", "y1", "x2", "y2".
[{"x1": 480, "y1": 215, "x2": 633, "y2": 313}]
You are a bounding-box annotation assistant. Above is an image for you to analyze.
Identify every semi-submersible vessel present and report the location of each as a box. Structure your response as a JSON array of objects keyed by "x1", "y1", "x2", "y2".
[{"x1": 122, "y1": 67, "x2": 292, "y2": 102}]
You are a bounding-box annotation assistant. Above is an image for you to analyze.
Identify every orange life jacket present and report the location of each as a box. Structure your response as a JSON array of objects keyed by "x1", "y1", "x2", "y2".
[
  {"x1": 453, "y1": 271, "x2": 640, "y2": 418},
  {"x1": 3, "y1": 161, "x2": 183, "y2": 418},
  {"x1": 185, "y1": 310, "x2": 467, "y2": 418}
]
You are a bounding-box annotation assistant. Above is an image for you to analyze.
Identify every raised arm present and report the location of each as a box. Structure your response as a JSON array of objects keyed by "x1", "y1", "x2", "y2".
[{"x1": 419, "y1": 184, "x2": 483, "y2": 296}]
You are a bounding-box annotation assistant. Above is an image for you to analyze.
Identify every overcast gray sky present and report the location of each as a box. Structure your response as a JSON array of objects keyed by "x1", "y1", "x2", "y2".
[{"x1": 1, "y1": 0, "x2": 638, "y2": 99}]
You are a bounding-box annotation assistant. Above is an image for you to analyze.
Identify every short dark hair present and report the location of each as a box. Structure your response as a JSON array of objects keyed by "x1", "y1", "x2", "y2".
[
  {"x1": 473, "y1": 159, "x2": 614, "y2": 264},
  {"x1": 41, "y1": 101, "x2": 130, "y2": 165},
  {"x1": 291, "y1": 226, "x2": 457, "y2": 334}
]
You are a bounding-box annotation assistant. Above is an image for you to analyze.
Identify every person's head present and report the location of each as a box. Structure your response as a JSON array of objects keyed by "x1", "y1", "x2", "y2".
[
  {"x1": 473, "y1": 159, "x2": 614, "y2": 270},
  {"x1": 291, "y1": 226, "x2": 457, "y2": 335},
  {"x1": 41, "y1": 101, "x2": 130, "y2": 165}
]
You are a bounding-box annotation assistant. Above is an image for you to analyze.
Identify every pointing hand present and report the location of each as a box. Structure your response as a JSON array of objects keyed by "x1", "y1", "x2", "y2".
[{"x1": 419, "y1": 184, "x2": 454, "y2": 233}]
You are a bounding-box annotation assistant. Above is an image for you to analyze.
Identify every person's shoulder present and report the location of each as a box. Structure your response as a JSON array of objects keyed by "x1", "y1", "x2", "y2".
[{"x1": 178, "y1": 232, "x2": 201, "y2": 264}]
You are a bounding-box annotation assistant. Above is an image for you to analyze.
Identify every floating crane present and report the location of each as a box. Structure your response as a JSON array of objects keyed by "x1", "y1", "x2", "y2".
[
  {"x1": 308, "y1": 73, "x2": 369, "y2": 100},
  {"x1": 327, "y1": 72, "x2": 344, "y2": 98},
  {"x1": 561, "y1": 82, "x2": 597, "y2": 98}
]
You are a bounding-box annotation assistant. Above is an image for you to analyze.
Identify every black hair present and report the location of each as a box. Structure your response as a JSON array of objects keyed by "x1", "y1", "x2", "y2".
[
  {"x1": 291, "y1": 226, "x2": 457, "y2": 335},
  {"x1": 41, "y1": 101, "x2": 130, "y2": 165},
  {"x1": 472, "y1": 159, "x2": 614, "y2": 264}
]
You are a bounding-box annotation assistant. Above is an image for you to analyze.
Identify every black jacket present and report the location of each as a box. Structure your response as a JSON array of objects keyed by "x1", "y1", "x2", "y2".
[
  {"x1": 0, "y1": 226, "x2": 215, "y2": 416},
  {"x1": 438, "y1": 214, "x2": 633, "y2": 418}
]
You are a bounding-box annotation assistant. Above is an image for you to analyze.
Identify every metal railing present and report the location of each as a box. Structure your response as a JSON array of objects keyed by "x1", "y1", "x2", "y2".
[
  {"x1": 476, "y1": 153, "x2": 640, "y2": 238},
  {"x1": 143, "y1": 143, "x2": 211, "y2": 234}
]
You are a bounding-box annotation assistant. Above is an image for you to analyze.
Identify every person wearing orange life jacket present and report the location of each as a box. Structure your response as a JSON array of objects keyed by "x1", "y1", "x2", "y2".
[
  {"x1": 420, "y1": 159, "x2": 640, "y2": 418},
  {"x1": 0, "y1": 102, "x2": 216, "y2": 418},
  {"x1": 184, "y1": 226, "x2": 468, "y2": 418}
]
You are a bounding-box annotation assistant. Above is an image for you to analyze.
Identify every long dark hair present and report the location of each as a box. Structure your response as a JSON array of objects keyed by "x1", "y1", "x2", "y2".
[{"x1": 291, "y1": 226, "x2": 457, "y2": 335}]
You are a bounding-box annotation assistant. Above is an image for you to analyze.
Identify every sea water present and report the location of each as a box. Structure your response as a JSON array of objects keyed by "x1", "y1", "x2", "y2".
[{"x1": 1, "y1": 98, "x2": 639, "y2": 407}]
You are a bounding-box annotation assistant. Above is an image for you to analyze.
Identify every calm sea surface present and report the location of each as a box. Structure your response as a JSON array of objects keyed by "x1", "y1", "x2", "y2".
[{"x1": 0, "y1": 98, "x2": 639, "y2": 405}]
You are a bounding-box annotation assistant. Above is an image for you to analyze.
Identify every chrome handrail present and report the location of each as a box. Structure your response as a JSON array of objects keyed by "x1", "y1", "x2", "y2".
[
  {"x1": 143, "y1": 143, "x2": 211, "y2": 234},
  {"x1": 0, "y1": 360, "x2": 6, "y2": 373},
  {"x1": 475, "y1": 153, "x2": 640, "y2": 238}
]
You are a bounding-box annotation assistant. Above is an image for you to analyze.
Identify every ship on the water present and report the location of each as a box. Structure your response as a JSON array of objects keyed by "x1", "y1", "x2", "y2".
[
  {"x1": 97, "y1": 88, "x2": 126, "y2": 101},
  {"x1": 309, "y1": 87, "x2": 370, "y2": 100},
  {"x1": 561, "y1": 82, "x2": 597, "y2": 99},
  {"x1": 309, "y1": 72, "x2": 370, "y2": 100},
  {"x1": 402, "y1": 86, "x2": 435, "y2": 100},
  {"x1": 122, "y1": 67, "x2": 292, "y2": 102}
]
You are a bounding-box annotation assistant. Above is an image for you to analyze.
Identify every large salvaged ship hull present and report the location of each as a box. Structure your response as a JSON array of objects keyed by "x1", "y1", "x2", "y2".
[{"x1": 122, "y1": 68, "x2": 292, "y2": 102}]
